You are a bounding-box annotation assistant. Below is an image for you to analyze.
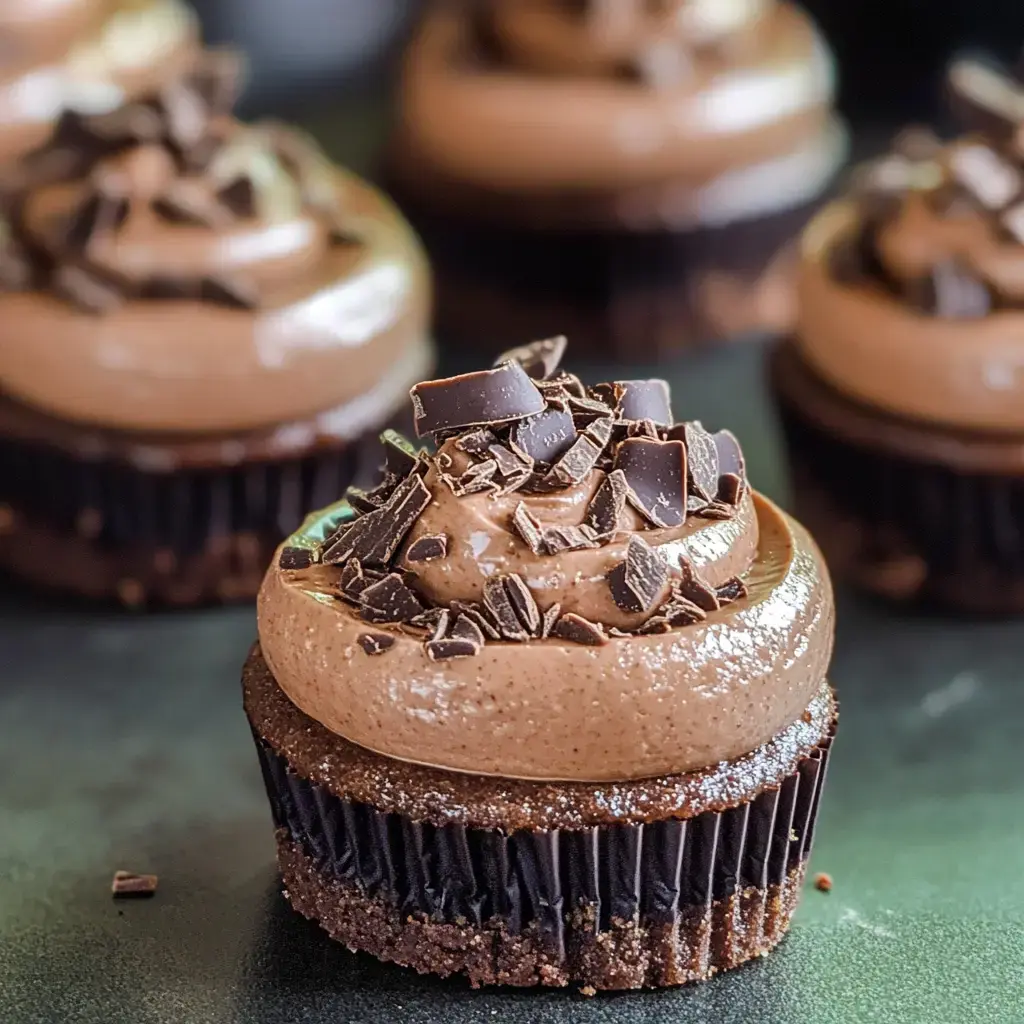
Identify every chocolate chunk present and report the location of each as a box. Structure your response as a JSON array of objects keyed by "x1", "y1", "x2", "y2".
[
  {"x1": 359, "y1": 573, "x2": 424, "y2": 623},
  {"x1": 552, "y1": 613, "x2": 608, "y2": 646},
  {"x1": 511, "y1": 502, "x2": 544, "y2": 554},
  {"x1": 504, "y1": 573, "x2": 540, "y2": 635},
  {"x1": 111, "y1": 871, "x2": 158, "y2": 898},
  {"x1": 676, "y1": 556, "x2": 719, "y2": 612},
  {"x1": 661, "y1": 595, "x2": 707, "y2": 626},
  {"x1": 488, "y1": 443, "x2": 529, "y2": 478},
  {"x1": 567, "y1": 393, "x2": 615, "y2": 424},
  {"x1": 64, "y1": 191, "x2": 130, "y2": 250},
  {"x1": 718, "y1": 474, "x2": 744, "y2": 506},
  {"x1": 698, "y1": 502, "x2": 736, "y2": 521},
  {"x1": 948, "y1": 143, "x2": 1021, "y2": 210},
  {"x1": 449, "y1": 601, "x2": 501, "y2": 640},
  {"x1": 458, "y1": 459, "x2": 499, "y2": 492},
  {"x1": 716, "y1": 577, "x2": 748, "y2": 605},
  {"x1": 406, "y1": 534, "x2": 448, "y2": 563},
  {"x1": 340, "y1": 558, "x2": 377, "y2": 600},
  {"x1": 540, "y1": 602, "x2": 561, "y2": 639},
  {"x1": 217, "y1": 175, "x2": 257, "y2": 218},
  {"x1": 358, "y1": 632, "x2": 395, "y2": 656},
  {"x1": 607, "y1": 535, "x2": 667, "y2": 614},
  {"x1": 592, "y1": 379, "x2": 672, "y2": 425},
  {"x1": 583, "y1": 416, "x2": 615, "y2": 449},
  {"x1": 637, "y1": 616, "x2": 673, "y2": 635},
  {"x1": 425, "y1": 637, "x2": 480, "y2": 660},
  {"x1": 493, "y1": 335, "x2": 567, "y2": 379},
  {"x1": 682, "y1": 422, "x2": 719, "y2": 502},
  {"x1": 381, "y1": 430, "x2": 419, "y2": 478},
  {"x1": 345, "y1": 488, "x2": 384, "y2": 515},
  {"x1": 409, "y1": 607, "x2": 447, "y2": 632},
  {"x1": 450, "y1": 613, "x2": 486, "y2": 648},
  {"x1": 53, "y1": 265, "x2": 123, "y2": 314},
  {"x1": 712, "y1": 430, "x2": 746, "y2": 502},
  {"x1": 278, "y1": 546, "x2": 313, "y2": 570},
  {"x1": 483, "y1": 575, "x2": 534, "y2": 641},
  {"x1": 200, "y1": 275, "x2": 259, "y2": 310},
  {"x1": 428, "y1": 609, "x2": 452, "y2": 642},
  {"x1": 614, "y1": 438, "x2": 687, "y2": 528},
  {"x1": 627, "y1": 418, "x2": 661, "y2": 439},
  {"x1": 912, "y1": 260, "x2": 991, "y2": 319},
  {"x1": 456, "y1": 429, "x2": 497, "y2": 455},
  {"x1": 541, "y1": 524, "x2": 599, "y2": 555},
  {"x1": 585, "y1": 469, "x2": 629, "y2": 535},
  {"x1": 410, "y1": 362, "x2": 545, "y2": 438},
  {"x1": 511, "y1": 407, "x2": 577, "y2": 464},
  {"x1": 548, "y1": 434, "x2": 603, "y2": 486}
]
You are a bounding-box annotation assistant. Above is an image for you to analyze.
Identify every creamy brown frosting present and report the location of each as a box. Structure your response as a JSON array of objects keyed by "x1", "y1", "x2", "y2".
[
  {"x1": 393, "y1": 0, "x2": 843, "y2": 226},
  {"x1": 0, "y1": 0, "x2": 197, "y2": 167},
  {"x1": 0, "y1": 55, "x2": 431, "y2": 435},
  {"x1": 256, "y1": 340, "x2": 835, "y2": 782},
  {"x1": 796, "y1": 63, "x2": 1024, "y2": 433}
]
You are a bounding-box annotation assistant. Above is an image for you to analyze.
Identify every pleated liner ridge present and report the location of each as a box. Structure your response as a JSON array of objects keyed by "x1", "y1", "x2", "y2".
[{"x1": 253, "y1": 731, "x2": 834, "y2": 989}]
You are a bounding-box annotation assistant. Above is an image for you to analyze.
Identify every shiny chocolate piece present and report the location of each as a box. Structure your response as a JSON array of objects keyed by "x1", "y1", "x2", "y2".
[
  {"x1": 483, "y1": 574, "x2": 534, "y2": 641},
  {"x1": 682, "y1": 422, "x2": 720, "y2": 503},
  {"x1": 547, "y1": 433, "x2": 603, "y2": 486},
  {"x1": 406, "y1": 534, "x2": 448, "y2": 563},
  {"x1": 551, "y1": 612, "x2": 608, "y2": 645},
  {"x1": 358, "y1": 633, "x2": 395, "y2": 655},
  {"x1": 410, "y1": 361, "x2": 545, "y2": 437},
  {"x1": 607, "y1": 536, "x2": 667, "y2": 614},
  {"x1": 511, "y1": 407, "x2": 576, "y2": 464},
  {"x1": 382, "y1": 430, "x2": 421, "y2": 478},
  {"x1": 713, "y1": 429, "x2": 746, "y2": 502},
  {"x1": 111, "y1": 870, "x2": 158, "y2": 898},
  {"x1": 425, "y1": 636, "x2": 480, "y2": 660},
  {"x1": 676, "y1": 555, "x2": 720, "y2": 612},
  {"x1": 279, "y1": 546, "x2": 313, "y2": 570},
  {"x1": 511, "y1": 502, "x2": 544, "y2": 553},
  {"x1": 614, "y1": 438, "x2": 687, "y2": 528},
  {"x1": 716, "y1": 576, "x2": 748, "y2": 605},
  {"x1": 540, "y1": 523, "x2": 599, "y2": 555},
  {"x1": 359, "y1": 573, "x2": 425, "y2": 623},
  {"x1": 494, "y1": 335, "x2": 567, "y2": 379},
  {"x1": 584, "y1": 469, "x2": 629, "y2": 535},
  {"x1": 591, "y1": 379, "x2": 672, "y2": 425}
]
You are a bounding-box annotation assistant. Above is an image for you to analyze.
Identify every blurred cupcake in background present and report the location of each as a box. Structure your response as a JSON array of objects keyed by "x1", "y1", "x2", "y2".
[
  {"x1": 0, "y1": 50, "x2": 432, "y2": 607},
  {"x1": 772, "y1": 57, "x2": 1024, "y2": 612},
  {"x1": 387, "y1": 0, "x2": 846, "y2": 360},
  {"x1": 0, "y1": 0, "x2": 198, "y2": 173}
]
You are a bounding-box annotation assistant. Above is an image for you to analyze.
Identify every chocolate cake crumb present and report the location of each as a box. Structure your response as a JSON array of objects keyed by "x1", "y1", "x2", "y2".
[{"x1": 111, "y1": 870, "x2": 158, "y2": 898}]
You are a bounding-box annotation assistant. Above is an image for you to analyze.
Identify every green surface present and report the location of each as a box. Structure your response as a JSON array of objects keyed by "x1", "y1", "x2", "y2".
[{"x1": 1, "y1": 341, "x2": 1023, "y2": 1023}]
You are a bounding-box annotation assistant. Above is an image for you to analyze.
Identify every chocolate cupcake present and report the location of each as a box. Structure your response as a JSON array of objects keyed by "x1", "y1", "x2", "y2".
[
  {"x1": 772, "y1": 59, "x2": 1024, "y2": 612},
  {"x1": 246, "y1": 338, "x2": 837, "y2": 990},
  {"x1": 0, "y1": 52, "x2": 432, "y2": 607},
  {"x1": 0, "y1": 0, "x2": 197, "y2": 172},
  {"x1": 387, "y1": 0, "x2": 847, "y2": 360}
]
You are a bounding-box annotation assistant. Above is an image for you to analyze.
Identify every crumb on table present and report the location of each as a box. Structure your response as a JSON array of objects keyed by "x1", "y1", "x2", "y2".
[{"x1": 814, "y1": 872, "x2": 833, "y2": 893}]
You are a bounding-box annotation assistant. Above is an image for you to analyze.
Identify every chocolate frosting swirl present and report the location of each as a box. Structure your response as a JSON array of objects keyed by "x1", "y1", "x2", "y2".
[{"x1": 257, "y1": 339, "x2": 834, "y2": 781}]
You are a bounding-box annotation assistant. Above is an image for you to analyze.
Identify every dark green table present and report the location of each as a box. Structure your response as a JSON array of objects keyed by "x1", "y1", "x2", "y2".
[{"x1": 2, "y1": 338, "x2": 1022, "y2": 1024}]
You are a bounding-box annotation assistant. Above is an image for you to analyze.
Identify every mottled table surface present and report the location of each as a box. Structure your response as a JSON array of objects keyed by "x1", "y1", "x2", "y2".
[{"x1": 2, "y1": 339, "x2": 1022, "y2": 1024}]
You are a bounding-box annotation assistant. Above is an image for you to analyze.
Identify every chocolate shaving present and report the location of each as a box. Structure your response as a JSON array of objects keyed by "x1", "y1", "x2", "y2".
[
  {"x1": 358, "y1": 632, "x2": 395, "y2": 656},
  {"x1": 483, "y1": 575, "x2": 533, "y2": 641},
  {"x1": 592, "y1": 379, "x2": 672, "y2": 425},
  {"x1": 494, "y1": 335, "x2": 567, "y2": 379},
  {"x1": 111, "y1": 871, "x2": 158, "y2": 898},
  {"x1": 278, "y1": 546, "x2": 313, "y2": 570},
  {"x1": 504, "y1": 573, "x2": 541, "y2": 635},
  {"x1": 607, "y1": 536, "x2": 667, "y2": 614},
  {"x1": 449, "y1": 613, "x2": 486, "y2": 647},
  {"x1": 567, "y1": 393, "x2": 614, "y2": 424},
  {"x1": 541, "y1": 524, "x2": 599, "y2": 555},
  {"x1": 410, "y1": 361, "x2": 545, "y2": 438},
  {"x1": 53, "y1": 265, "x2": 123, "y2": 314},
  {"x1": 627, "y1": 418, "x2": 661, "y2": 439},
  {"x1": 425, "y1": 637, "x2": 480, "y2": 660},
  {"x1": 637, "y1": 617, "x2": 673, "y2": 635},
  {"x1": 488, "y1": 442, "x2": 529, "y2": 477},
  {"x1": 340, "y1": 558, "x2": 377, "y2": 600},
  {"x1": 540, "y1": 372, "x2": 587, "y2": 399},
  {"x1": 552, "y1": 613, "x2": 608, "y2": 646},
  {"x1": 682, "y1": 422, "x2": 719, "y2": 502},
  {"x1": 511, "y1": 502, "x2": 545, "y2": 554},
  {"x1": 511, "y1": 407, "x2": 577, "y2": 464},
  {"x1": 406, "y1": 534, "x2": 448, "y2": 563},
  {"x1": 660, "y1": 596, "x2": 707, "y2": 627},
  {"x1": 585, "y1": 469, "x2": 629, "y2": 536},
  {"x1": 716, "y1": 577, "x2": 748, "y2": 606},
  {"x1": 548, "y1": 434, "x2": 603, "y2": 486},
  {"x1": 449, "y1": 601, "x2": 501, "y2": 640},
  {"x1": 359, "y1": 573, "x2": 424, "y2": 623},
  {"x1": 713, "y1": 430, "x2": 746, "y2": 503},
  {"x1": 698, "y1": 502, "x2": 736, "y2": 521},
  {"x1": 345, "y1": 488, "x2": 385, "y2": 515},
  {"x1": 614, "y1": 438, "x2": 687, "y2": 528},
  {"x1": 540, "y1": 602, "x2": 561, "y2": 639},
  {"x1": 200, "y1": 275, "x2": 258, "y2": 310},
  {"x1": 676, "y1": 556, "x2": 720, "y2": 612},
  {"x1": 455, "y1": 429, "x2": 497, "y2": 456}
]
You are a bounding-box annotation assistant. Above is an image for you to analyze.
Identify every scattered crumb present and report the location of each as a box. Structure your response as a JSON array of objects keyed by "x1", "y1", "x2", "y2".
[
  {"x1": 580, "y1": 985, "x2": 597, "y2": 998},
  {"x1": 111, "y1": 870, "x2": 158, "y2": 898},
  {"x1": 814, "y1": 872, "x2": 833, "y2": 893}
]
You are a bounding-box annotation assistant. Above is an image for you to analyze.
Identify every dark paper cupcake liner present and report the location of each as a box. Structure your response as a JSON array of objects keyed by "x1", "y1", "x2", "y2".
[
  {"x1": 395, "y1": 194, "x2": 817, "y2": 361},
  {"x1": 0, "y1": 431, "x2": 381, "y2": 605},
  {"x1": 253, "y1": 729, "x2": 832, "y2": 988},
  {"x1": 772, "y1": 343, "x2": 1024, "y2": 611}
]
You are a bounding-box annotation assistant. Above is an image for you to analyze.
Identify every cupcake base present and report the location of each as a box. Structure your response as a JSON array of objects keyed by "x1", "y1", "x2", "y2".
[
  {"x1": 771, "y1": 340, "x2": 1024, "y2": 612},
  {"x1": 245, "y1": 645, "x2": 835, "y2": 990}
]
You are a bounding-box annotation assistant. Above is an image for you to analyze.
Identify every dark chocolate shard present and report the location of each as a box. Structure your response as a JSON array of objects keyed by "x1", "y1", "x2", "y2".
[
  {"x1": 627, "y1": 418, "x2": 661, "y2": 439},
  {"x1": 511, "y1": 407, "x2": 577, "y2": 464},
  {"x1": 947, "y1": 142, "x2": 1021, "y2": 210},
  {"x1": 429, "y1": 609, "x2": 452, "y2": 642},
  {"x1": 64, "y1": 191, "x2": 130, "y2": 250},
  {"x1": 345, "y1": 488, "x2": 384, "y2": 515},
  {"x1": 425, "y1": 637, "x2": 480, "y2": 660},
  {"x1": 583, "y1": 416, "x2": 615, "y2": 449},
  {"x1": 552, "y1": 613, "x2": 608, "y2": 646},
  {"x1": 410, "y1": 362, "x2": 545, "y2": 438},
  {"x1": 483, "y1": 575, "x2": 533, "y2": 641},
  {"x1": 661, "y1": 596, "x2": 707, "y2": 626},
  {"x1": 359, "y1": 573, "x2": 424, "y2": 623},
  {"x1": 493, "y1": 335, "x2": 567, "y2": 379},
  {"x1": 713, "y1": 430, "x2": 746, "y2": 502},
  {"x1": 683, "y1": 422, "x2": 719, "y2": 503},
  {"x1": 698, "y1": 502, "x2": 736, "y2": 521},
  {"x1": 718, "y1": 474, "x2": 744, "y2": 507},
  {"x1": 541, "y1": 524, "x2": 599, "y2": 555},
  {"x1": 637, "y1": 616, "x2": 673, "y2": 635},
  {"x1": 217, "y1": 175, "x2": 257, "y2": 218},
  {"x1": 585, "y1": 469, "x2": 629, "y2": 536},
  {"x1": 488, "y1": 442, "x2": 529, "y2": 477},
  {"x1": 567, "y1": 393, "x2": 614, "y2": 424},
  {"x1": 548, "y1": 434, "x2": 603, "y2": 486},
  {"x1": 449, "y1": 601, "x2": 501, "y2": 640},
  {"x1": 111, "y1": 871, "x2": 158, "y2": 898},
  {"x1": 592, "y1": 379, "x2": 672, "y2": 425},
  {"x1": 406, "y1": 534, "x2": 448, "y2": 563},
  {"x1": 716, "y1": 577, "x2": 748, "y2": 606},
  {"x1": 614, "y1": 438, "x2": 687, "y2": 528},
  {"x1": 456, "y1": 429, "x2": 497, "y2": 455},
  {"x1": 504, "y1": 573, "x2": 541, "y2": 635},
  {"x1": 340, "y1": 557, "x2": 375, "y2": 599},
  {"x1": 53, "y1": 265, "x2": 123, "y2": 314},
  {"x1": 511, "y1": 502, "x2": 544, "y2": 554},
  {"x1": 278, "y1": 546, "x2": 313, "y2": 570},
  {"x1": 408, "y1": 607, "x2": 446, "y2": 631},
  {"x1": 676, "y1": 556, "x2": 720, "y2": 612},
  {"x1": 200, "y1": 275, "x2": 259, "y2": 310},
  {"x1": 541, "y1": 372, "x2": 587, "y2": 399},
  {"x1": 540, "y1": 602, "x2": 561, "y2": 639},
  {"x1": 449, "y1": 613, "x2": 486, "y2": 648},
  {"x1": 381, "y1": 429, "x2": 419, "y2": 478},
  {"x1": 358, "y1": 632, "x2": 395, "y2": 656},
  {"x1": 607, "y1": 535, "x2": 667, "y2": 614}
]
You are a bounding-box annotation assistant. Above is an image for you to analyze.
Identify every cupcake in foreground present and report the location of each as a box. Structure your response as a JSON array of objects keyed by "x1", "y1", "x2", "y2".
[
  {"x1": 387, "y1": 0, "x2": 847, "y2": 359},
  {"x1": 772, "y1": 58, "x2": 1024, "y2": 611},
  {"x1": 0, "y1": 52, "x2": 432, "y2": 606},
  {"x1": 0, "y1": 0, "x2": 197, "y2": 172},
  {"x1": 247, "y1": 338, "x2": 836, "y2": 989}
]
